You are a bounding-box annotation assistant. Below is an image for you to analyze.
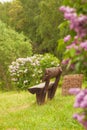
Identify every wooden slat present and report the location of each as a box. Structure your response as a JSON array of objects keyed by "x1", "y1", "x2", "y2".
[{"x1": 28, "y1": 82, "x2": 54, "y2": 94}]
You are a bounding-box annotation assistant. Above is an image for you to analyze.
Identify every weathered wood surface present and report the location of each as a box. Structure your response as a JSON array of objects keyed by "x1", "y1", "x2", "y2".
[
  {"x1": 48, "y1": 72, "x2": 62, "y2": 99},
  {"x1": 42, "y1": 66, "x2": 62, "y2": 81},
  {"x1": 28, "y1": 66, "x2": 62, "y2": 105},
  {"x1": 28, "y1": 82, "x2": 54, "y2": 94}
]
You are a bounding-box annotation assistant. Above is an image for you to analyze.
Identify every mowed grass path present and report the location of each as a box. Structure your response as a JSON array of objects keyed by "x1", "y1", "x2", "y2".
[{"x1": 0, "y1": 88, "x2": 83, "y2": 130}]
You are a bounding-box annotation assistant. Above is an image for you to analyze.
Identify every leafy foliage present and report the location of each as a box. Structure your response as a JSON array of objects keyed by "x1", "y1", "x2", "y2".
[
  {"x1": 36, "y1": 0, "x2": 63, "y2": 54},
  {"x1": 0, "y1": 20, "x2": 32, "y2": 90},
  {"x1": 8, "y1": 0, "x2": 25, "y2": 32},
  {"x1": 0, "y1": 0, "x2": 64, "y2": 56}
]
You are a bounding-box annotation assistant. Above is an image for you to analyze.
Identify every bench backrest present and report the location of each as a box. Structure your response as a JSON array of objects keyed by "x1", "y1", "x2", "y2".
[{"x1": 42, "y1": 66, "x2": 62, "y2": 92}]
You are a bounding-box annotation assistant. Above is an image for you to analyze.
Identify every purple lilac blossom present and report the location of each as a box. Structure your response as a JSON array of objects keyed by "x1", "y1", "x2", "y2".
[
  {"x1": 69, "y1": 88, "x2": 81, "y2": 95},
  {"x1": 73, "y1": 113, "x2": 85, "y2": 122},
  {"x1": 74, "y1": 101, "x2": 80, "y2": 108},
  {"x1": 80, "y1": 41, "x2": 87, "y2": 50},
  {"x1": 75, "y1": 91, "x2": 85, "y2": 105},
  {"x1": 59, "y1": 6, "x2": 75, "y2": 13},
  {"x1": 73, "y1": 113, "x2": 87, "y2": 129},
  {"x1": 76, "y1": 50, "x2": 81, "y2": 55},
  {"x1": 64, "y1": 35, "x2": 71, "y2": 42},
  {"x1": 80, "y1": 100, "x2": 87, "y2": 108},
  {"x1": 60, "y1": 6, "x2": 87, "y2": 38},
  {"x1": 60, "y1": 5, "x2": 87, "y2": 129},
  {"x1": 70, "y1": 64, "x2": 75, "y2": 70},
  {"x1": 61, "y1": 59, "x2": 70, "y2": 65},
  {"x1": 70, "y1": 88, "x2": 87, "y2": 129},
  {"x1": 82, "y1": 121, "x2": 87, "y2": 129},
  {"x1": 66, "y1": 43, "x2": 78, "y2": 50}
]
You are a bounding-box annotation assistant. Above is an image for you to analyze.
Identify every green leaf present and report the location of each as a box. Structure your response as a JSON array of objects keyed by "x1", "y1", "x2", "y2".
[
  {"x1": 57, "y1": 39, "x2": 65, "y2": 52},
  {"x1": 58, "y1": 21, "x2": 69, "y2": 30},
  {"x1": 69, "y1": 48, "x2": 76, "y2": 57},
  {"x1": 75, "y1": 62, "x2": 81, "y2": 72}
]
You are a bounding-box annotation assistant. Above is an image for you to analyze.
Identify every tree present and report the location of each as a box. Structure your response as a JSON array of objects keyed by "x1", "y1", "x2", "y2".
[
  {"x1": 8, "y1": 0, "x2": 26, "y2": 32},
  {"x1": 35, "y1": 0, "x2": 63, "y2": 55},
  {"x1": 0, "y1": 20, "x2": 32, "y2": 90},
  {"x1": 0, "y1": 2, "x2": 10, "y2": 24}
]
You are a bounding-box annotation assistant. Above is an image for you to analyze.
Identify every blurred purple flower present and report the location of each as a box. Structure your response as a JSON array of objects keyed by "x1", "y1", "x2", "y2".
[
  {"x1": 77, "y1": 114, "x2": 85, "y2": 123},
  {"x1": 83, "y1": 95, "x2": 87, "y2": 101},
  {"x1": 80, "y1": 100, "x2": 87, "y2": 108},
  {"x1": 70, "y1": 64, "x2": 75, "y2": 70},
  {"x1": 60, "y1": 6, "x2": 87, "y2": 38},
  {"x1": 66, "y1": 43, "x2": 78, "y2": 50},
  {"x1": 76, "y1": 91, "x2": 85, "y2": 103},
  {"x1": 59, "y1": 6, "x2": 75, "y2": 13},
  {"x1": 74, "y1": 101, "x2": 80, "y2": 108},
  {"x1": 59, "y1": 6, "x2": 66, "y2": 12},
  {"x1": 73, "y1": 113, "x2": 85, "y2": 123},
  {"x1": 69, "y1": 88, "x2": 81, "y2": 95},
  {"x1": 80, "y1": 41, "x2": 87, "y2": 50},
  {"x1": 73, "y1": 113, "x2": 87, "y2": 129},
  {"x1": 82, "y1": 121, "x2": 87, "y2": 129},
  {"x1": 64, "y1": 35, "x2": 71, "y2": 42},
  {"x1": 76, "y1": 50, "x2": 81, "y2": 55},
  {"x1": 73, "y1": 113, "x2": 79, "y2": 119},
  {"x1": 61, "y1": 59, "x2": 70, "y2": 65}
]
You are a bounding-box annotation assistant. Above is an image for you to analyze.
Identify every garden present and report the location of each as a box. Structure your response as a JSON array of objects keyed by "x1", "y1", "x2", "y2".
[{"x1": 0, "y1": 0, "x2": 87, "y2": 129}]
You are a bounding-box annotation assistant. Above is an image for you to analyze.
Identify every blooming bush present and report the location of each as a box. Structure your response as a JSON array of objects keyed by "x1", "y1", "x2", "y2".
[
  {"x1": 59, "y1": 5, "x2": 87, "y2": 129},
  {"x1": 9, "y1": 53, "x2": 59, "y2": 90},
  {"x1": 59, "y1": 6, "x2": 87, "y2": 77},
  {"x1": 69, "y1": 88, "x2": 87, "y2": 129}
]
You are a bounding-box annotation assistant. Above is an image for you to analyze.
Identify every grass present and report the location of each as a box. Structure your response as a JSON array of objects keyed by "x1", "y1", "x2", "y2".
[{"x1": 0, "y1": 88, "x2": 84, "y2": 130}]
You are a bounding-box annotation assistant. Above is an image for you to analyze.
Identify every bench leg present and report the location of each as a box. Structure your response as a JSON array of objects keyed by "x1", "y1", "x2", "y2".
[
  {"x1": 48, "y1": 85, "x2": 57, "y2": 100},
  {"x1": 36, "y1": 89, "x2": 46, "y2": 105},
  {"x1": 48, "y1": 74, "x2": 61, "y2": 100}
]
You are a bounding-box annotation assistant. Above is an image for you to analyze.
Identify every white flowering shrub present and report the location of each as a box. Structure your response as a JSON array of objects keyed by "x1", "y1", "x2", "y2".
[{"x1": 9, "y1": 53, "x2": 60, "y2": 90}]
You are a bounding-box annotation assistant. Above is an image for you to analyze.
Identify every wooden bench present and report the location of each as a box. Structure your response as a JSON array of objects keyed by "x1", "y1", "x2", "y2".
[{"x1": 28, "y1": 66, "x2": 62, "y2": 105}]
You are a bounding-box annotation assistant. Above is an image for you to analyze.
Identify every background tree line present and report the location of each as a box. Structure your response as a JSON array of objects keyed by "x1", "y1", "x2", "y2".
[
  {"x1": 0, "y1": 0, "x2": 84, "y2": 56},
  {"x1": 0, "y1": 0, "x2": 64, "y2": 55}
]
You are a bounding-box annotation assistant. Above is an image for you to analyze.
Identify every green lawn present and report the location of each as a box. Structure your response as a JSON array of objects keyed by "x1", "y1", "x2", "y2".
[{"x1": 0, "y1": 88, "x2": 83, "y2": 130}]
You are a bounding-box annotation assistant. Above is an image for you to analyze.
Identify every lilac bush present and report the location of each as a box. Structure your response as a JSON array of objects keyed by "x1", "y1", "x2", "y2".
[
  {"x1": 59, "y1": 5, "x2": 87, "y2": 129},
  {"x1": 9, "y1": 54, "x2": 43, "y2": 90},
  {"x1": 69, "y1": 88, "x2": 87, "y2": 129},
  {"x1": 9, "y1": 53, "x2": 59, "y2": 90},
  {"x1": 59, "y1": 6, "x2": 87, "y2": 76}
]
